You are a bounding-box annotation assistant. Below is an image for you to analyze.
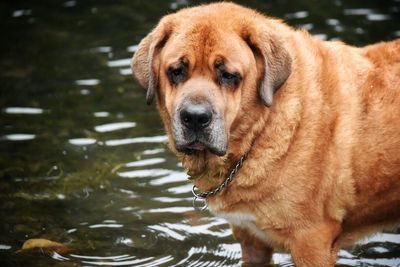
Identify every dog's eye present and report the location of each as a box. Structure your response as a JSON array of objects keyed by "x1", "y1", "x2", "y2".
[
  {"x1": 219, "y1": 70, "x2": 242, "y2": 86},
  {"x1": 173, "y1": 68, "x2": 182, "y2": 76},
  {"x1": 215, "y1": 60, "x2": 242, "y2": 87},
  {"x1": 167, "y1": 65, "x2": 187, "y2": 84},
  {"x1": 222, "y1": 71, "x2": 236, "y2": 80}
]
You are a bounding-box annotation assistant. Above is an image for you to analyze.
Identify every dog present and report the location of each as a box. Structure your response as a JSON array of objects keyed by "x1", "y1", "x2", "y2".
[{"x1": 131, "y1": 3, "x2": 400, "y2": 266}]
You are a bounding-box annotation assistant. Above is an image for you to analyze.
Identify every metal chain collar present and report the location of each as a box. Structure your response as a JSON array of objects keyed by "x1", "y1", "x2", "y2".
[{"x1": 191, "y1": 152, "x2": 249, "y2": 211}]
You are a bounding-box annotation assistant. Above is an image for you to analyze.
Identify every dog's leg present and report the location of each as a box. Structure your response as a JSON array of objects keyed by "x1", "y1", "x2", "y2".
[
  {"x1": 289, "y1": 222, "x2": 341, "y2": 267},
  {"x1": 232, "y1": 226, "x2": 273, "y2": 266}
]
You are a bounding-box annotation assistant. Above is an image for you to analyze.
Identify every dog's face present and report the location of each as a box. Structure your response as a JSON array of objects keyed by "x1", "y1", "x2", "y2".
[
  {"x1": 132, "y1": 3, "x2": 291, "y2": 158},
  {"x1": 160, "y1": 24, "x2": 255, "y2": 156}
]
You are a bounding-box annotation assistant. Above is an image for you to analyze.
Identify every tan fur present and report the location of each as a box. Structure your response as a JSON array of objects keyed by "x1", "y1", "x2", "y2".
[{"x1": 131, "y1": 3, "x2": 400, "y2": 266}]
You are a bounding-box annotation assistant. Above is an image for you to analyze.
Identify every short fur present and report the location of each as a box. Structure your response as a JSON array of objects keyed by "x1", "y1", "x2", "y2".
[{"x1": 131, "y1": 3, "x2": 400, "y2": 266}]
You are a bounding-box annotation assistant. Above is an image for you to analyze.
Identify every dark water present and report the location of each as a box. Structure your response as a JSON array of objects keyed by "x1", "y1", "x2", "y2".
[{"x1": 0, "y1": 0, "x2": 399, "y2": 266}]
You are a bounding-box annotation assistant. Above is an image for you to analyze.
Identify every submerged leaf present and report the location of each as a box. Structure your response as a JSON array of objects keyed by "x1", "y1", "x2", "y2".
[{"x1": 17, "y1": 238, "x2": 72, "y2": 254}]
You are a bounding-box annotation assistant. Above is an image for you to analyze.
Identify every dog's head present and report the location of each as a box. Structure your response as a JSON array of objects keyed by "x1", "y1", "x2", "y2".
[{"x1": 131, "y1": 3, "x2": 291, "y2": 159}]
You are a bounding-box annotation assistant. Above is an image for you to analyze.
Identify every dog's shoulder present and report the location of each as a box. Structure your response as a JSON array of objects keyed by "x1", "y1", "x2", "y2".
[{"x1": 362, "y1": 39, "x2": 400, "y2": 66}]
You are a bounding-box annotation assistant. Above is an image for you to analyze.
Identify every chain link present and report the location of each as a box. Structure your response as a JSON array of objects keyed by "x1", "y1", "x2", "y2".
[{"x1": 191, "y1": 152, "x2": 248, "y2": 209}]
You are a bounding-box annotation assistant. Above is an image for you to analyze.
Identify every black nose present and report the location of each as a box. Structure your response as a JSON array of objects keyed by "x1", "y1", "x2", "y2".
[{"x1": 180, "y1": 104, "x2": 212, "y2": 131}]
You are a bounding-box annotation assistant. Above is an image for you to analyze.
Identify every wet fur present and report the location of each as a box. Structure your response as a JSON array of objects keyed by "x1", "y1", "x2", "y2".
[{"x1": 131, "y1": 3, "x2": 400, "y2": 266}]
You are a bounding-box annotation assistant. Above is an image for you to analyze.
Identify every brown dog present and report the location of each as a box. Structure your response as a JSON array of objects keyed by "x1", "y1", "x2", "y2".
[{"x1": 131, "y1": 3, "x2": 400, "y2": 266}]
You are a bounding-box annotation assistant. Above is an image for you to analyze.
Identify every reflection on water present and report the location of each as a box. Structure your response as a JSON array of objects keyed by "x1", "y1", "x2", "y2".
[
  {"x1": 0, "y1": 0, "x2": 399, "y2": 266},
  {"x1": 4, "y1": 107, "x2": 44, "y2": 114},
  {"x1": 75, "y1": 79, "x2": 101, "y2": 86},
  {"x1": 94, "y1": 122, "x2": 136, "y2": 133},
  {"x1": 2, "y1": 134, "x2": 36, "y2": 141}
]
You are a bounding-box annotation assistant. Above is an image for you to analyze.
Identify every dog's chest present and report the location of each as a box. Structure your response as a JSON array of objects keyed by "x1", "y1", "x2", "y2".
[{"x1": 212, "y1": 209, "x2": 277, "y2": 246}]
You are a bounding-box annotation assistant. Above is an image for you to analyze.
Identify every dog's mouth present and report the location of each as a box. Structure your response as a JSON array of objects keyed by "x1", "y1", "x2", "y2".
[
  {"x1": 177, "y1": 140, "x2": 226, "y2": 156},
  {"x1": 180, "y1": 141, "x2": 206, "y2": 155}
]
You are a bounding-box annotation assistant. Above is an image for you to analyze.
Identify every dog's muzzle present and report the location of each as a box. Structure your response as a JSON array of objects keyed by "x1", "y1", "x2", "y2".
[{"x1": 173, "y1": 101, "x2": 227, "y2": 156}]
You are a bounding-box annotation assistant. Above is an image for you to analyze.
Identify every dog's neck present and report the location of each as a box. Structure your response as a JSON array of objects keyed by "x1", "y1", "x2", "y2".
[
  {"x1": 177, "y1": 81, "x2": 303, "y2": 193},
  {"x1": 179, "y1": 151, "x2": 229, "y2": 191}
]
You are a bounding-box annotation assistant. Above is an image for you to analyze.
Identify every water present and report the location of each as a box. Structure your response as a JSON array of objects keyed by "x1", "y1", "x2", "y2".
[{"x1": 0, "y1": 0, "x2": 399, "y2": 266}]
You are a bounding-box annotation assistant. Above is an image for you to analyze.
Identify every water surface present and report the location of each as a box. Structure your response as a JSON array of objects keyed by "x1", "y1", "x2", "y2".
[{"x1": 1, "y1": 0, "x2": 399, "y2": 266}]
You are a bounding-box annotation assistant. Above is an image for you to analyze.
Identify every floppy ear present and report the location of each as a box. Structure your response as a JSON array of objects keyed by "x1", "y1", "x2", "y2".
[
  {"x1": 131, "y1": 17, "x2": 174, "y2": 105},
  {"x1": 242, "y1": 24, "x2": 292, "y2": 107}
]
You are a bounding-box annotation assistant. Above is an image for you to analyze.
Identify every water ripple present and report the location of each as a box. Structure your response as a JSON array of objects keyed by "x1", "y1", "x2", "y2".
[
  {"x1": 147, "y1": 207, "x2": 193, "y2": 213},
  {"x1": 119, "y1": 68, "x2": 132, "y2": 76},
  {"x1": 367, "y1": 14, "x2": 391, "y2": 21},
  {"x1": 107, "y1": 58, "x2": 131, "y2": 67},
  {"x1": 285, "y1": 11, "x2": 309, "y2": 19},
  {"x1": 94, "y1": 122, "x2": 136, "y2": 133},
  {"x1": 71, "y1": 254, "x2": 131, "y2": 260},
  {"x1": 357, "y1": 232, "x2": 400, "y2": 245},
  {"x1": 152, "y1": 196, "x2": 186, "y2": 203},
  {"x1": 80, "y1": 258, "x2": 149, "y2": 266},
  {"x1": 51, "y1": 252, "x2": 70, "y2": 261},
  {"x1": 125, "y1": 158, "x2": 165, "y2": 167},
  {"x1": 272, "y1": 253, "x2": 293, "y2": 266},
  {"x1": 0, "y1": 244, "x2": 12, "y2": 250},
  {"x1": 75, "y1": 79, "x2": 100, "y2": 86},
  {"x1": 69, "y1": 138, "x2": 97, "y2": 146},
  {"x1": 127, "y1": 45, "x2": 138, "y2": 53},
  {"x1": 344, "y1": 8, "x2": 374, "y2": 15},
  {"x1": 105, "y1": 135, "x2": 168, "y2": 146},
  {"x1": 91, "y1": 46, "x2": 112, "y2": 53},
  {"x1": 148, "y1": 224, "x2": 186, "y2": 241},
  {"x1": 89, "y1": 224, "x2": 123, "y2": 229},
  {"x1": 117, "y1": 168, "x2": 171, "y2": 178},
  {"x1": 150, "y1": 171, "x2": 187, "y2": 185},
  {"x1": 172, "y1": 246, "x2": 208, "y2": 266},
  {"x1": 63, "y1": 0, "x2": 76, "y2": 8},
  {"x1": 69, "y1": 255, "x2": 175, "y2": 267},
  {"x1": 12, "y1": 9, "x2": 32, "y2": 17},
  {"x1": 326, "y1": 18, "x2": 340, "y2": 26},
  {"x1": 215, "y1": 243, "x2": 241, "y2": 259},
  {"x1": 4, "y1": 107, "x2": 44, "y2": 114},
  {"x1": 2, "y1": 134, "x2": 36, "y2": 141},
  {"x1": 142, "y1": 148, "x2": 165, "y2": 155},
  {"x1": 168, "y1": 183, "x2": 192, "y2": 194},
  {"x1": 337, "y1": 257, "x2": 400, "y2": 266},
  {"x1": 150, "y1": 219, "x2": 231, "y2": 241},
  {"x1": 93, "y1": 111, "x2": 110, "y2": 117}
]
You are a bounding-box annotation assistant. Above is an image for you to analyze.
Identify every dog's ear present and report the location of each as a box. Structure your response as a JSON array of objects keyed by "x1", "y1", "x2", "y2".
[
  {"x1": 242, "y1": 23, "x2": 292, "y2": 107},
  {"x1": 131, "y1": 17, "x2": 174, "y2": 105}
]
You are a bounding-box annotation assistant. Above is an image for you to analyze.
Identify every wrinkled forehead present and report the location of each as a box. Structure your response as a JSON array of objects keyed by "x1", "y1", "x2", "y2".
[{"x1": 162, "y1": 21, "x2": 251, "y2": 69}]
